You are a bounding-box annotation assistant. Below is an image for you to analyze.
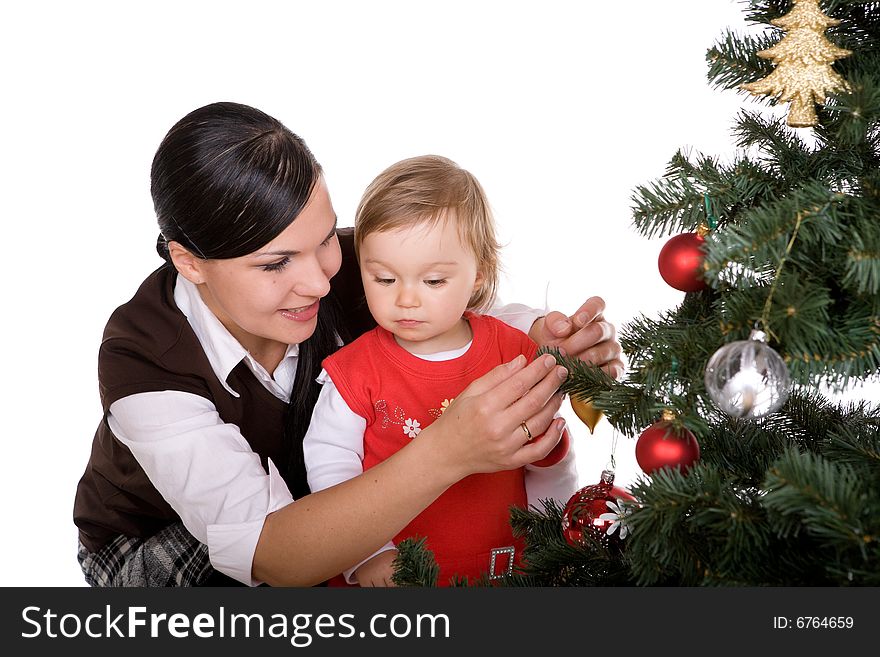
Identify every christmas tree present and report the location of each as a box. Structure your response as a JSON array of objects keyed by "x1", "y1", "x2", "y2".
[{"x1": 394, "y1": 0, "x2": 880, "y2": 587}]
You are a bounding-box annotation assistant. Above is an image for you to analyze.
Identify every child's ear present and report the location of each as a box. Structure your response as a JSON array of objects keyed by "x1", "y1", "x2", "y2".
[
  {"x1": 473, "y1": 269, "x2": 485, "y2": 292},
  {"x1": 168, "y1": 241, "x2": 208, "y2": 285}
]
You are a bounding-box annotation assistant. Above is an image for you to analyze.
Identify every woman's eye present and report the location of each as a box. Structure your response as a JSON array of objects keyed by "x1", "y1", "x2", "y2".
[
  {"x1": 261, "y1": 257, "x2": 290, "y2": 272},
  {"x1": 424, "y1": 279, "x2": 447, "y2": 287}
]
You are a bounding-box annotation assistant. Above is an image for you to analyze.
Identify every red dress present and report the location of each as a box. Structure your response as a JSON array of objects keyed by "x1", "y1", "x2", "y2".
[{"x1": 322, "y1": 312, "x2": 568, "y2": 585}]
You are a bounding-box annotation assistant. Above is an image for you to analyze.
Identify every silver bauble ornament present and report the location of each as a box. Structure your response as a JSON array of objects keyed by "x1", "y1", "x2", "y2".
[{"x1": 704, "y1": 329, "x2": 791, "y2": 419}]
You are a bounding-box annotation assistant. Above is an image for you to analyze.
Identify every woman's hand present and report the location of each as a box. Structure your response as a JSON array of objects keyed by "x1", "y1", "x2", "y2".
[
  {"x1": 423, "y1": 353, "x2": 568, "y2": 482},
  {"x1": 529, "y1": 296, "x2": 625, "y2": 380}
]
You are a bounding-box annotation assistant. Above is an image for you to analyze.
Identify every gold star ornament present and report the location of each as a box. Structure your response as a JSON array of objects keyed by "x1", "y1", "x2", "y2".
[{"x1": 741, "y1": 0, "x2": 851, "y2": 127}]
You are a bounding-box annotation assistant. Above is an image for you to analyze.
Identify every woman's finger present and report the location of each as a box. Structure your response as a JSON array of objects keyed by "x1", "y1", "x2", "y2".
[
  {"x1": 542, "y1": 310, "x2": 573, "y2": 338},
  {"x1": 485, "y1": 354, "x2": 565, "y2": 412},
  {"x1": 454, "y1": 354, "x2": 528, "y2": 399},
  {"x1": 522, "y1": 391, "x2": 566, "y2": 440},
  {"x1": 576, "y1": 338, "x2": 623, "y2": 370},
  {"x1": 501, "y1": 364, "x2": 567, "y2": 437},
  {"x1": 601, "y1": 358, "x2": 626, "y2": 380},
  {"x1": 570, "y1": 297, "x2": 605, "y2": 326},
  {"x1": 512, "y1": 417, "x2": 567, "y2": 466},
  {"x1": 559, "y1": 320, "x2": 616, "y2": 361}
]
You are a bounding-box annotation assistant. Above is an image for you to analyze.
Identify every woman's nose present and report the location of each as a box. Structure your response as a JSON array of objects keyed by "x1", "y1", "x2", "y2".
[{"x1": 293, "y1": 256, "x2": 332, "y2": 298}]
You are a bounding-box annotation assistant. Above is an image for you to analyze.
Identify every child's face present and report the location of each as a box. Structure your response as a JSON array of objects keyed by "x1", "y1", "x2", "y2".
[{"x1": 359, "y1": 214, "x2": 484, "y2": 354}]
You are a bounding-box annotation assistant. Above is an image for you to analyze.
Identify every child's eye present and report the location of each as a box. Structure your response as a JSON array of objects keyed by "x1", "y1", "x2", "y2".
[
  {"x1": 321, "y1": 235, "x2": 334, "y2": 247},
  {"x1": 424, "y1": 279, "x2": 447, "y2": 287},
  {"x1": 374, "y1": 277, "x2": 395, "y2": 285},
  {"x1": 261, "y1": 257, "x2": 290, "y2": 272}
]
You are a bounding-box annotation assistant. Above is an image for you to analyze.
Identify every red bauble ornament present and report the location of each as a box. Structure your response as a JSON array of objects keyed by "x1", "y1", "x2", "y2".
[
  {"x1": 635, "y1": 420, "x2": 701, "y2": 474},
  {"x1": 561, "y1": 470, "x2": 635, "y2": 549},
  {"x1": 658, "y1": 232, "x2": 708, "y2": 292}
]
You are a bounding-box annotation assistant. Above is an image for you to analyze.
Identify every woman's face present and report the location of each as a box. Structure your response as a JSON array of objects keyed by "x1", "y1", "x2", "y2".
[{"x1": 190, "y1": 176, "x2": 341, "y2": 365}]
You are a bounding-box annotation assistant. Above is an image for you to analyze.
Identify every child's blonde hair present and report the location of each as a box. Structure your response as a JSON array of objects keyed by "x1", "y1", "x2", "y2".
[{"x1": 354, "y1": 155, "x2": 501, "y2": 312}]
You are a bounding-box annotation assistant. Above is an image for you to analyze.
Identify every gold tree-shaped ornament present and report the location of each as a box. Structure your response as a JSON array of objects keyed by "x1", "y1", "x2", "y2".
[{"x1": 741, "y1": 0, "x2": 851, "y2": 127}]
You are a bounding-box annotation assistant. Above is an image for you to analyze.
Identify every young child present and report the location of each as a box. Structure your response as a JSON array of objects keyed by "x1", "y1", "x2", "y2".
[{"x1": 302, "y1": 155, "x2": 577, "y2": 586}]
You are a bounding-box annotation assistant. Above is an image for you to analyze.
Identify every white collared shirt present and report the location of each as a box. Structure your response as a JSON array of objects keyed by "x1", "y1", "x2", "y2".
[{"x1": 108, "y1": 275, "x2": 544, "y2": 586}]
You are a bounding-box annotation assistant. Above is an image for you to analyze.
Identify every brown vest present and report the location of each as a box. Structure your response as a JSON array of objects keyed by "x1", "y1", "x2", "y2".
[{"x1": 73, "y1": 228, "x2": 375, "y2": 553}]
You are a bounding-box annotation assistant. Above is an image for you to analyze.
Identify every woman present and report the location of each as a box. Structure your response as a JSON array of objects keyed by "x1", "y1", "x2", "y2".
[{"x1": 73, "y1": 102, "x2": 624, "y2": 587}]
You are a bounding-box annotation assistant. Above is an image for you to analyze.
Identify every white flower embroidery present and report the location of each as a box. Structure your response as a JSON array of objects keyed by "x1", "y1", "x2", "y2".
[
  {"x1": 598, "y1": 499, "x2": 633, "y2": 539},
  {"x1": 403, "y1": 418, "x2": 422, "y2": 438},
  {"x1": 440, "y1": 399, "x2": 452, "y2": 413}
]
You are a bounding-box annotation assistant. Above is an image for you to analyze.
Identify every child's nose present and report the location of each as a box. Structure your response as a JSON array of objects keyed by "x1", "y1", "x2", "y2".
[{"x1": 396, "y1": 284, "x2": 420, "y2": 308}]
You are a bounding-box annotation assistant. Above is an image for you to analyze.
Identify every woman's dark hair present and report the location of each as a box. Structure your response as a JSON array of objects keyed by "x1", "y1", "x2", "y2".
[
  {"x1": 151, "y1": 101, "x2": 347, "y2": 497},
  {"x1": 152, "y1": 101, "x2": 320, "y2": 261}
]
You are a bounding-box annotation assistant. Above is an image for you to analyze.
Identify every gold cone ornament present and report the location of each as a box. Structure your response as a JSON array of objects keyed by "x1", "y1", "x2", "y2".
[
  {"x1": 570, "y1": 397, "x2": 604, "y2": 433},
  {"x1": 741, "y1": 0, "x2": 851, "y2": 127}
]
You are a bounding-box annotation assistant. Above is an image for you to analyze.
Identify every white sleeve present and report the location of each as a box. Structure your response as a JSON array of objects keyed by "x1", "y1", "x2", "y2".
[
  {"x1": 108, "y1": 390, "x2": 295, "y2": 587},
  {"x1": 302, "y1": 370, "x2": 368, "y2": 492},
  {"x1": 524, "y1": 437, "x2": 579, "y2": 509},
  {"x1": 486, "y1": 301, "x2": 546, "y2": 337},
  {"x1": 302, "y1": 370, "x2": 396, "y2": 584}
]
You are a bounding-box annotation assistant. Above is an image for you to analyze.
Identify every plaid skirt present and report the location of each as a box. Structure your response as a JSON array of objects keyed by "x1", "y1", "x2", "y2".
[{"x1": 77, "y1": 522, "x2": 213, "y2": 587}]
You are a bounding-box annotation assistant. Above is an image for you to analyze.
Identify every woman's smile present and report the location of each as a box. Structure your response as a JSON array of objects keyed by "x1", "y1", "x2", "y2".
[{"x1": 280, "y1": 300, "x2": 320, "y2": 322}]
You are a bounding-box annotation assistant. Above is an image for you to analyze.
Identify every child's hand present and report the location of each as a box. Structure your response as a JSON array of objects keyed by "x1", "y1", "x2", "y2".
[{"x1": 354, "y1": 550, "x2": 399, "y2": 587}]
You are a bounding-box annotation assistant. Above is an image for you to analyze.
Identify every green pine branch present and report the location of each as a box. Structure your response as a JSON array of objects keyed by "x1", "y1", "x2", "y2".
[
  {"x1": 763, "y1": 448, "x2": 880, "y2": 582},
  {"x1": 392, "y1": 537, "x2": 439, "y2": 587},
  {"x1": 707, "y1": 29, "x2": 777, "y2": 91}
]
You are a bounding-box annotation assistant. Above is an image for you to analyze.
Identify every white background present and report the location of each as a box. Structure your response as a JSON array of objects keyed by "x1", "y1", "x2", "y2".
[{"x1": 2, "y1": 0, "x2": 875, "y2": 586}]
